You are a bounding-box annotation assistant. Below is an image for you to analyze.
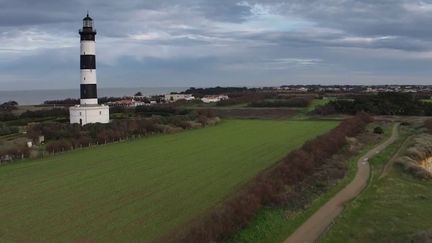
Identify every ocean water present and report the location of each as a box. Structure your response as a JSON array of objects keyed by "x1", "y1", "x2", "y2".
[{"x1": 0, "y1": 87, "x2": 188, "y2": 105}]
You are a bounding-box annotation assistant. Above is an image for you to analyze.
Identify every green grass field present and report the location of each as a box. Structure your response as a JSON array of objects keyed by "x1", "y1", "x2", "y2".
[
  {"x1": 0, "y1": 119, "x2": 337, "y2": 242},
  {"x1": 321, "y1": 128, "x2": 432, "y2": 243}
]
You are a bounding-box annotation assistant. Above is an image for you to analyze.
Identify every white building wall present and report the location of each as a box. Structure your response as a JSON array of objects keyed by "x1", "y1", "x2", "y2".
[
  {"x1": 164, "y1": 94, "x2": 194, "y2": 102},
  {"x1": 70, "y1": 105, "x2": 109, "y2": 125},
  {"x1": 80, "y1": 98, "x2": 98, "y2": 105}
]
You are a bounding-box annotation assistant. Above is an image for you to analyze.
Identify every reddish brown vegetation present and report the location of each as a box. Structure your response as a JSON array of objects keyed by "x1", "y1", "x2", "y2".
[
  {"x1": 176, "y1": 112, "x2": 373, "y2": 243},
  {"x1": 0, "y1": 146, "x2": 30, "y2": 163},
  {"x1": 46, "y1": 139, "x2": 72, "y2": 153}
]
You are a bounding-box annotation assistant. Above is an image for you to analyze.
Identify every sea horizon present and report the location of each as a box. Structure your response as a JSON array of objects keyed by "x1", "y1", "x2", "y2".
[{"x1": 0, "y1": 87, "x2": 189, "y2": 105}]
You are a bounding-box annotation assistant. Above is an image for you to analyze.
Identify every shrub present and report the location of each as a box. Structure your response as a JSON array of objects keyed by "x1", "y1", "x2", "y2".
[
  {"x1": 3, "y1": 146, "x2": 30, "y2": 160},
  {"x1": 46, "y1": 140, "x2": 72, "y2": 153},
  {"x1": 373, "y1": 126, "x2": 384, "y2": 134}
]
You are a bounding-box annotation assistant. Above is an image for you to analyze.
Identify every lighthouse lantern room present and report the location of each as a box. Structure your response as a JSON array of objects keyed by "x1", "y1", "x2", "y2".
[{"x1": 70, "y1": 13, "x2": 109, "y2": 126}]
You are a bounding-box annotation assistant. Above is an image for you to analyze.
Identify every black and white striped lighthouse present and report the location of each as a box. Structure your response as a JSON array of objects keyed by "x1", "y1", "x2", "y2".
[
  {"x1": 79, "y1": 13, "x2": 98, "y2": 105},
  {"x1": 70, "y1": 13, "x2": 109, "y2": 125}
]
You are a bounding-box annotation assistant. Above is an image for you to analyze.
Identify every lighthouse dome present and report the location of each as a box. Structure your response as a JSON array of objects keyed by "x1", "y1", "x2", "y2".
[{"x1": 83, "y1": 13, "x2": 93, "y2": 28}]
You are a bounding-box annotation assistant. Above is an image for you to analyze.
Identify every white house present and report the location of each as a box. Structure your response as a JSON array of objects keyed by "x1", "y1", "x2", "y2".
[
  {"x1": 201, "y1": 95, "x2": 229, "y2": 103},
  {"x1": 108, "y1": 99, "x2": 146, "y2": 107},
  {"x1": 164, "y1": 94, "x2": 195, "y2": 103}
]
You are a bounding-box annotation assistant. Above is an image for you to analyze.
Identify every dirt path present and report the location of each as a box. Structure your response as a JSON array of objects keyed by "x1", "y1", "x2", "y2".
[{"x1": 284, "y1": 123, "x2": 400, "y2": 243}]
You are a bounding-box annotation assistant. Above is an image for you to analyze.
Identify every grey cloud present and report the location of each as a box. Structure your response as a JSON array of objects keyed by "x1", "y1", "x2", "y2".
[{"x1": 1, "y1": 0, "x2": 432, "y2": 90}]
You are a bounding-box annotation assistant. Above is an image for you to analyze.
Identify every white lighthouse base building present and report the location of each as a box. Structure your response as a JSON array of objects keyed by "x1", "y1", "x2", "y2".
[{"x1": 70, "y1": 105, "x2": 109, "y2": 126}]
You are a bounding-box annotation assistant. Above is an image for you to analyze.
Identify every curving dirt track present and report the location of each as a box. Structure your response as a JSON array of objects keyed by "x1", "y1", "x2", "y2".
[{"x1": 284, "y1": 123, "x2": 400, "y2": 243}]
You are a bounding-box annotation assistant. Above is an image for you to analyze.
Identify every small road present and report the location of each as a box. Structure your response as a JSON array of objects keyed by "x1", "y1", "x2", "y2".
[{"x1": 284, "y1": 123, "x2": 400, "y2": 243}]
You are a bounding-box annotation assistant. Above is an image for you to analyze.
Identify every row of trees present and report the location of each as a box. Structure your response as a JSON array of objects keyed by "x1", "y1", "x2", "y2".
[
  {"x1": 315, "y1": 93, "x2": 432, "y2": 116},
  {"x1": 183, "y1": 87, "x2": 249, "y2": 98},
  {"x1": 0, "y1": 108, "x2": 69, "y2": 122},
  {"x1": 178, "y1": 112, "x2": 373, "y2": 242},
  {"x1": 43, "y1": 97, "x2": 126, "y2": 106},
  {"x1": 248, "y1": 96, "x2": 313, "y2": 108},
  {"x1": 1, "y1": 104, "x2": 195, "y2": 123},
  {"x1": 0, "y1": 146, "x2": 30, "y2": 163}
]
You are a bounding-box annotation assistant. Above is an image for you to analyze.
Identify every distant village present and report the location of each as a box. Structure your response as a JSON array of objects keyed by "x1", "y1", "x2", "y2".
[
  {"x1": 276, "y1": 84, "x2": 432, "y2": 93},
  {"x1": 107, "y1": 93, "x2": 230, "y2": 108},
  {"x1": 106, "y1": 85, "x2": 432, "y2": 108}
]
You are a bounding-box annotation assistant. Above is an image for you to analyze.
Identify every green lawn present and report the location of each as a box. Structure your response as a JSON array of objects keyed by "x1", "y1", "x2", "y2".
[
  {"x1": 0, "y1": 119, "x2": 337, "y2": 243},
  {"x1": 321, "y1": 128, "x2": 432, "y2": 243}
]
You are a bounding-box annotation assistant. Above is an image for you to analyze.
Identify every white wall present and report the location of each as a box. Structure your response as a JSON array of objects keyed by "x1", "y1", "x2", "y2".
[
  {"x1": 80, "y1": 98, "x2": 98, "y2": 105},
  {"x1": 70, "y1": 105, "x2": 109, "y2": 125}
]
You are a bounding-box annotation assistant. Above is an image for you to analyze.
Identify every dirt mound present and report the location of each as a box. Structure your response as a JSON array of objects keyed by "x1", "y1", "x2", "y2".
[{"x1": 395, "y1": 134, "x2": 432, "y2": 179}]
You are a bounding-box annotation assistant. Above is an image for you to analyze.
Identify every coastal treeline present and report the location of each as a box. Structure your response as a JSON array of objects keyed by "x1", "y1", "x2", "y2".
[
  {"x1": 183, "y1": 87, "x2": 249, "y2": 97},
  {"x1": 315, "y1": 93, "x2": 432, "y2": 116},
  {"x1": 178, "y1": 112, "x2": 373, "y2": 242},
  {"x1": 43, "y1": 97, "x2": 129, "y2": 106}
]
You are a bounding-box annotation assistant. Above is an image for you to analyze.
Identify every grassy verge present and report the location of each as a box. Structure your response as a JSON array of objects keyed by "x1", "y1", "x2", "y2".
[
  {"x1": 226, "y1": 122, "x2": 393, "y2": 243},
  {"x1": 320, "y1": 126, "x2": 432, "y2": 243}
]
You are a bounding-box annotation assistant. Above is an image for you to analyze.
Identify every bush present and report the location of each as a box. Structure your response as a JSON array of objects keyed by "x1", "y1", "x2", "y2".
[
  {"x1": 373, "y1": 126, "x2": 384, "y2": 134},
  {"x1": 0, "y1": 101, "x2": 18, "y2": 112},
  {"x1": 0, "y1": 146, "x2": 30, "y2": 162},
  {"x1": 46, "y1": 140, "x2": 72, "y2": 153}
]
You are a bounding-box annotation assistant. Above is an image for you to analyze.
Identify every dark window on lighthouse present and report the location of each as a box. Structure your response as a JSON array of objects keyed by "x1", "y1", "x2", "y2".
[{"x1": 80, "y1": 55, "x2": 96, "y2": 69}]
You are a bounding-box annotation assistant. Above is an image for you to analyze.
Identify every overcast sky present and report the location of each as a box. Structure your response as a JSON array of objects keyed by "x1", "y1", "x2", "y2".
[{"x1": 1, "y1": 0, "x2": 432, "y2": 90}]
